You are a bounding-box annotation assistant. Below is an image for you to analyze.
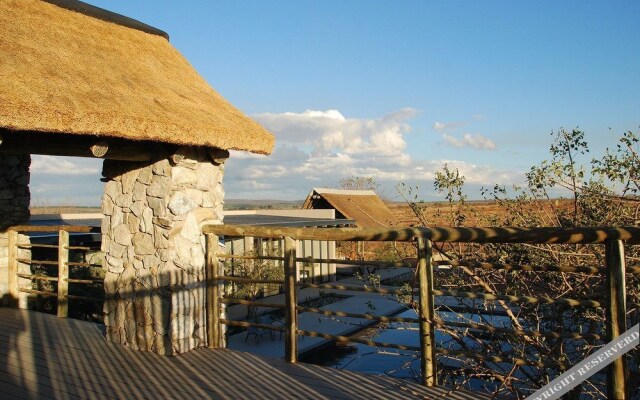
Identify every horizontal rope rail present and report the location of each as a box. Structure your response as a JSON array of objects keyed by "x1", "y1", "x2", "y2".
[
  {"x1": 435, "y1": 347, "x2": 569, "y2": 370},
  {"x1": 220, "y1": 319, "x2": 284, "y2": 332},
  {"x1": 18, "y1": 288, "x2": 56, "y2": 297},
  {"x1": 17, "y1": 273, "x2": 58, "y2": 282},
  {"x1": 66, "y1": 246, "x2": 101, "y2": 251},
  {"x1": 221, "y1": 298, "x2": 285, "y2": 309},
  {"x1": 16, "y1": 244, "x2": 100, "y2": 251},
  {"x1": 203, "y1": 224, "x2": 640, "y2": 244},
  {"x1": 217, "y1": 276, "x2": 284, "y2": 285},
  {"x1": 8, "y1": 225, "x2": 95, "y2": 233},
  {"x1": 65, "y1": 294, "x2": 104, "y2": 302},
  {"x1": 67, "y1": 278, "x2": 103, "y2": 284},
  {"x1": 297, "y1": 329, "x2": 421, "y2": 351},
  {"x1": 298, "y1": 256, "x2": 411, "y2": 268},
  {"x1": 433, "y1": 304, "x2": 515, "y2": 317},
  {"x1": 66, "y1": 262, "x2": 102, "y2": 268},
  {"x1": 296, "y1": 306, "x2": 418, "y2": 323},
  {"x1": 298, "y1": 306, "x2": 604, "y2": 341},
  {"x1": 16, "y1": 258, "x2": 58, "y2": 266},
  {"x1": 298, "y1": 283, "x2": 408, "y2": 295},
  {"x1": 216, "y1": 254, "x2": 285, "y2": 262},
  {"x1": 219, "y1": 253, "x2": 411, "y2": 268},
  {"x1": 439, "y1": 320, "x2": 604, "y2": 340},
  {"x1": 17, "y1": 244, "x2": 59, "y2": 249},
  {"x1": 431, "y1": 289, "x2": 603, "y2": 308},
  {"x1": 299, "y1": 327, "x2": 568, "y2": 369},
  {"x1": 435, "y1": 259, "x2": 605, "y2": 274}
]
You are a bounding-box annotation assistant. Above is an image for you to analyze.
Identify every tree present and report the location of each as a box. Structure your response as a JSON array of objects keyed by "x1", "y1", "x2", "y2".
[
  {"x1": 400, "y1": 128, "x2": 639, "y2": 399},
  {"x1": 338, "y1": 176, "x2": 386, "y2": 198},
  {"x1": 224, "y1": 243, "x2": 284, "y2": 319},
  {"x1": 434, "y1": 163, "x2": 468, "y2": 227}
]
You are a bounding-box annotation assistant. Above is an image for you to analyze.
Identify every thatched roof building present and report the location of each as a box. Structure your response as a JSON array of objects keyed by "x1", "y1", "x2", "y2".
[
  {"x1": 0, "y1": 0, "x2": 274, "y2": 155},
  {"x1": 302, "y1": 188, "x2": 395, "y2": 228}
]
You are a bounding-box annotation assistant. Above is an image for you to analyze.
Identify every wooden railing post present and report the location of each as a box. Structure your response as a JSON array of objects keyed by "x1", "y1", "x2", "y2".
[
  {"x1": 57, "y1": 230, "x2": 69, "y2": 318},
  {"x1": 605, "y1": 239, "x2": 628, "y2": 400},
  {"x1": 284, "y1": 236, "x2": 298, "y2": 363},
  {"x1": 417, "y1": 237, "x2": 437, "y2": 386},
  {"x1": 206, "y1": 233, "x2": 223, "y2": 348},
  {"x1": 7, "y1": 229, "x2": 19, "y2": 308}
]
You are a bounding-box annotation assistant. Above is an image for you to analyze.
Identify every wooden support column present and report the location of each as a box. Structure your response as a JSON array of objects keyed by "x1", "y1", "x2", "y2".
[
  {"x1": 57, "y1": 230, "x2": 69, "y2": 318},
  {"x1": 7, "y1": 229, "x2": 19, "y2": 308},
  {"x1": 206, "y1": 234, "x2": 222, "y2": 348},
  {"x1": 284, "y1": 236, "x2": 298, "y2": 363},
  {"x1": 417, "y1": 237, "x2": 437, "y2": 386},
  {"x1": 605, "y1": 239, "x2": 628, "y2": 400}
]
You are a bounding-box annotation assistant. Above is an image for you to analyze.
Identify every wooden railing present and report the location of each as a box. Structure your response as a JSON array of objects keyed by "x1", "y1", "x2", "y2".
[
  {"x1": 203, "y1": 225, "x2": 640, "y2": 399},
  {"x1": 6, "y1": 225, "x2": 104, "y2": 318}
]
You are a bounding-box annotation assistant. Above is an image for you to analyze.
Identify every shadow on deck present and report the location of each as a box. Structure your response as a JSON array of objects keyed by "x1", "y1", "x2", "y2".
[{"x1": 0, "y1": 308, "x2": 483, "y2": 399}]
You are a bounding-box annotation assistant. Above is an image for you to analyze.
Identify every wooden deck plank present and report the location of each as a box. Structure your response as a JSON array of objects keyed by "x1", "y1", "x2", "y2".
[
  {"x1": 0, "y1": 346, "x2": 154, "y2": 399},
  {"x1": 0, "y1": 326, "x2": 196, "y2": 399},
  {"x1": 0, "y1": 378, "x2": 47, "y2": 400},
  {"x1": 176, "y1": 350, "x2": 354, "y2": 400},
  {"x1": 0, "y1": 308, "x2": 486, "y2": 400},
  {"x1": 0, "y1": 320, "x2": 335, "y2": 400},
  {"x1": 0, "y1": 316, "x2": 233, "y2": 399}
]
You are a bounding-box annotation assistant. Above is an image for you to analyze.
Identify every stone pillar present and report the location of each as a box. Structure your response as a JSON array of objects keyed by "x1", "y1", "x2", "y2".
[
  {"x1": 0, "y1": 154, "x2": 31, "y2": 306},
  {"x1": 102, "y1": 147, "x2": 226, "y2": 355}
]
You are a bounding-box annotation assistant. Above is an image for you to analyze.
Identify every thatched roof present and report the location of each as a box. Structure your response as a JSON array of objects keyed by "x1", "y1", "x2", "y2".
[
  {"x1": 302, "y1": 188, "x2": 395, "y2": 228},
  {"x1": 0, "y1": 0, "x2": 274, "y2": 155}
]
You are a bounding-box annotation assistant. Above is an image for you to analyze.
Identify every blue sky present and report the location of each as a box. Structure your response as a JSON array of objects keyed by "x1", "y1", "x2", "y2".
[{"x1": 30, "y1": 1, "x2": 640, "y2": 205}]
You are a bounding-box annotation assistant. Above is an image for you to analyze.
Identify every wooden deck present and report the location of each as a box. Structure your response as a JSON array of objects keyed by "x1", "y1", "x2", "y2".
[
  {"x1": 0, "y1": 308, "x2": 484, "y2": 400},
  {"x1": 0, "y1": 308, "x2": 482, "y2": 399}
]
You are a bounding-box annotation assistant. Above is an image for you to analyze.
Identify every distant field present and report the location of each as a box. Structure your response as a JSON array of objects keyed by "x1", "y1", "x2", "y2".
[
  {"x1": 30, "y1": 206, "x2": 101, "y2": 215},
  {"x1": 29, "y1": 200, "x2": 303, "y2": 214},
  {"x1": 387, "y1": 199, "x2": 574, "y2": 227},
  {"x1": 30, "y1": 198, "x2": 575, "y2": 227},
  {"x1": 224, "y1": 198, "x2": 304, "y2": 210}
]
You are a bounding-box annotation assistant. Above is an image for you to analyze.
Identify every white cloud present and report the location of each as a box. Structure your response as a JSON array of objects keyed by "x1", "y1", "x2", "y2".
[
  {"x1": 225, "y1": 108, "x2": 518, "y2": 199},
  {"x1": 442, "y1": 133, "x2": 496, "y2": 150},
  {"x1": 31, "y1": 155, "x2": 101, "y2": 175},
  {"x1": 253, "y1": 108, "x2": 416, "y2": 158},
  {"x1": 433, "y1": 121, "x2": 465, "y2": 131}
]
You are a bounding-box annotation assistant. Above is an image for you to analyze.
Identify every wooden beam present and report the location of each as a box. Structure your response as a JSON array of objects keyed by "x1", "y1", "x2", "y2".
[
  {"x1": 7, "y1": 230, "x2": 19, "y2": 308},
  {"x1": 605, "y1": 240, "x2": 628, "y2": 399},
  {"x1": 0, "y1": 129, "x2": 153, "y2": 161},
  {"x1": 206, "y1": 234, "x2": 222, "y2": 349},
  {"x1": 284, "y1": 236, "x2": 298, "y2": 363},
  {"x1": 417, "y1": 237, "x2": 437, "y2": 386},
  {"x1": 8, "y1": 225, "x2": 94, "y2": 233},
  {"x1": 208, "y1": 148, "x2": 229, "y2": 164},
  {"x1": 57, "y1": 230, "x2": 69, "y2": 318},
  {"x1": 90, "y1": 142, "x2": 109, "y2": 157},
  {"x1": 203, "y1": 224, "x2": 640, "y2": 245}
]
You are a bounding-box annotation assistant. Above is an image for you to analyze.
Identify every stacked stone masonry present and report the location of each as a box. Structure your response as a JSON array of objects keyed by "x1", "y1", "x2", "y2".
[
  {"x1": 0, "y1": 154, "x2": 31, "y2": 305},
  {"x1": 0, "y1": 154, "x2": 30, "y2": 229},
  {"x1": 102, "y1": 147, "x2": 226, "y2": 355}
]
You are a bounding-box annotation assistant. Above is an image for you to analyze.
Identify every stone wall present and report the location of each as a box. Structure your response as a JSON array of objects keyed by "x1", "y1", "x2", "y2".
[
  {"x1": 0, "y1": 154, "x2": 31, "y2": 305},
  {"x1": 0, "y1": 154, "x2": 30, "y2": 229},
  {"x1": 102, "y1": 147, "x2": 226, "y2": 355}
]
